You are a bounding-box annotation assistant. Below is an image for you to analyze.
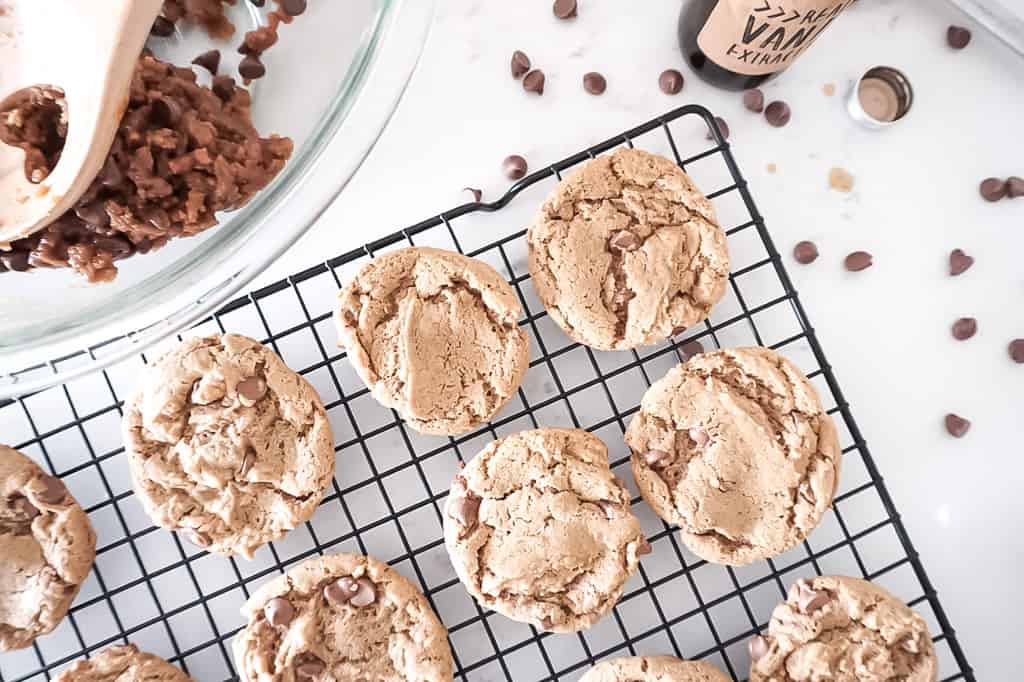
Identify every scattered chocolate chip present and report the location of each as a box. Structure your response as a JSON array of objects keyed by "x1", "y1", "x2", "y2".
[
  {"x1": 523, "y1": 69, "x2": 545, "y2": 95},
  {"x1": 449, "y1": 493, "x2": 481, "y2": 527},
  {"x1": 793, "y1": 241, "x2": 819, "y2": 264},
  {"x1": 463, "y1": 187, "x2": 482, "y2": 202},
  {"x1": 150, "y1": 16, "x2": 175, "y2": 37},
  {"x1": 502, "y1": 154, "x2": 528, "y2": 180},
  {"x1": 658, "y1": 69, "x2": 684, "y2": 95},
  {"x1": 192, "y1": 50, "x2": 221, "y2": 75},
  {"x1": 183, "y1": 528, "x2": 211, "y2": 548},
  {"x1": 748, "y1": 635, "x2": 768, "y2": 661},
  {"x1": 552, "y1": 0, "x2": 577, "y2": 19},
  {"x1": 583, "y1": 71, "x2": 607, "y2": 95},
  {"x1": 237, "y1": 376, "x2": 268, "y2": 404},
  {"x1": 239, "y1": 55, "x2": 266, "y2": 80},
  {"x1": 680, "y1": 340, "x2": 704, "y2": 359},
  {"x1": 947, "y1": 25, "x2": 971, "y2": 49},
  {"x1": 951, "y1": 317, "x2": 977, "y2": 341},
  {"x1": 349, "y1": 578, "x2": 377, "y2": 607},
  {"x1": 36, "y1": 474, "x2": 66, "y2": 504},
  {"x1": 794, "y1": 580, "x2": 830, "y2": 614},
  {"x1": 324, "y1": 576, "x2": 359, "y2": 605},
  {"x1": 281, "y1": 0, "x2": 307, "y2": 15},
  {"x1": 706, "y1": 116, "x2": 729, "y2": 141},
  {"x1": 949, "y1": 248, "x2": 974, "y2": 276},
  {"x1": 979, "y1": 177, "x2": 1006, "y2": 202},
  {"x1": 295, "y1": 661, "x2": 325, "y2": 679},
  {"x1": 742, "y1": 88, "x2": 764, "y2": 113},
  {"x1": 944, "y1": 413, "x2": 971, "y2": 438},
  {"x1": 212, "y1": 75, "x2": 236, "y2": 101},
  {"x1": 764, "y1": 100, "x2": 791, "y2": 127},
  {"x1": 1008, "y1": 339, "x2": 1024, "y2": 363},
  {"x1": 844, "y1": 251, "x2": 873, "y2": 272},
  {"x1": 1005, "y1": 176, "x2": 1024, "y2": 198},
  {"x1": 265, "y1": 597, "x2": 294, "y2": 627},
  {"x1": 637, "y1": 540, "x2": 653, "y2": 555},
  {"x1": 609, "y1": 230, "x2": 640, "y2": 251},
  {"x1": 643, "y1": 449, "x2": 670, "y2": 467},
  {"x1": 688, "y1": 428, "x2": 709, "y2": 447},
  {"x1": 510, "y1": 50, "x2": 531, "y2": 79}
]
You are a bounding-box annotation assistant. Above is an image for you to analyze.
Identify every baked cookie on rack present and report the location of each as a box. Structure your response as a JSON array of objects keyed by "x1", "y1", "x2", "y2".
[
  {"x1": 55, "y1": 643, "x2": 194, "y2": 681},
  {"x1": 580, "y1": 655, "x2": 730, "y2": 682},
  {"x1": 232, "y1": 552, "x2": 453, "y2": 681},
  {"x1": 0, "y1": 445, "x2": 96, "y2": 650},
  {"x1": 749, "y1": 575, "x2": 937, "y2": 682},
  {"x1": 444, "y1": 428, "x2": 649, "y2": 633},
  {"x1": 123, "y1": 333, "x2": 334, "y2": 559},
  {"x1": 335, "y1": 246, "x2": 530, "y2": 435},
  {"x1": 625, "y1": 347, "x2": 840, "y2": 566},
  {"x1": 527, "y1": 147, "x2": 729, "y2": 351}
]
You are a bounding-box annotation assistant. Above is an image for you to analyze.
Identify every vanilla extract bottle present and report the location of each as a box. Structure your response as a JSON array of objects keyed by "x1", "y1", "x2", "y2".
[{"x1": 679, "y1": 0, "x2": 855, "y2": 91}]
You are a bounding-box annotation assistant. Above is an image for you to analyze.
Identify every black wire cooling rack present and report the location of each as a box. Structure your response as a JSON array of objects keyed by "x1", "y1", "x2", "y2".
[{"x1": 0, "y1": 105, "x2": 974, "y2": 682}]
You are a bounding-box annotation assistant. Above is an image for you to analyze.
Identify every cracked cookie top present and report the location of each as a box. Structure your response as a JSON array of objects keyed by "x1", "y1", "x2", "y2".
[
  {"x1": 443, "y1": 428, "x2": 648, "y2": 633},
  {"x1": 55, "y1": 644, "x2": 194, "y2": 681},
  {"x1": 580, "y1": 656, "x2": 731, "y2": 682},
  {"x1": 625, "y1": 347, "x2": 840, "y2": 566},
  {"x1": 527, "y1": 148, "x2": 729, "y2": 351},
  {"x1": 335, "y1": 246, "x2": 530, "y2": 435},
  {"x1": 749, "y1": 576, "x2": 936, "y2": 682},
  {"x1": 123, "y1": 334, "x2": 334, "y2": 559},
  {"x1": 232, "y1": 553, "x2": 453, "y2": 682},
  {"x1": 0, "y1": 445, "x2": 96, "y2": 650}
]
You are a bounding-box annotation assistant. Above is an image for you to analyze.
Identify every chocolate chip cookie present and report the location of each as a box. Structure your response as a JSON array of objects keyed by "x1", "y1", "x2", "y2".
[
  {"x1": 625, "y1": 347, "x2": 841, "y2": 566},
  {"x1": 749, "y1": 576, "x2": 937, "y2": 682},
  {"x1": 336, "y1": 246, "x2": 530, "y2": 436},
  {"x1": 55, "y1": 644, "x2": 194, "y2": 681},
  {"x1": 581, "y1": 656, "x2": 730, "y2": 682},
  {"x1": 527, "y1": 148, "x2": 729, "y2": 350},
  {"x1": 232, "y1": 553, "x2": 453, "y2": 681},
  {"x1": 123, "y1": 333, "x2": 334, "y2": 559},
  {"x1": 0, "y1": 445, "x2": 96, "y2": 650},
  {"x1": 444, "y1": 428, "x2": 648, "y2": 633}
]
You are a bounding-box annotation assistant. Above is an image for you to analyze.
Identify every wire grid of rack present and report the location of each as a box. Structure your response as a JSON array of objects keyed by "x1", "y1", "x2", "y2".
[{"x1": 0, "y1": 105, "x2": 974, "y2": 682}]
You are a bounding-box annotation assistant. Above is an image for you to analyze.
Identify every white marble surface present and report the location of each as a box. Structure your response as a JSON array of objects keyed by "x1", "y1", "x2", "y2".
[{"x1": 252, "y1": 1, "x2": 1021, "y2": 677}]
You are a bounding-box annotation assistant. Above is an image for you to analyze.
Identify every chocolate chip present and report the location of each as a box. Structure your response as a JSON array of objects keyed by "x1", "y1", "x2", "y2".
[
  {"x1": 1006, "y1": 176, "x2": 1024, "y2": 198},
  {"x1": 349, "y1": 578, "x2": 377, "y2": 607},
  {"x1": 944, "y1": 413, "x2": 971, "y2": 438},
  {"x1": 764, "y1": 100, "x2": 791, "y2": 127},
  {"x1": 794, "y1": 581, "x2": 830, "y2": 614},
  {"x1": 979, "y1": 177, "x2": 1006, "y2": 202},
  {"x1": 583, "y1": 72, "x2": 606, "y2": 95},
  {"x1": 149, "y1": 97, "x2": 182, "y2": 127},
  {"x1": 150, "y1": 16, "x2": 175, "y2": 37},
  {"x1": 183, "y1": 528, "x2": 211, "y2": 548},
  {"x1": 511, "y1": 50, "x2": 531, "y2": 79},
  {"x1": 1009, "y1": 339, "x2": 1024, "y2": 363},
  {"x1": 951, "y1": 317, "x2": 977, "y2": 340},
  {"x1": 658, "y1": 69, "x2": 684, "y2": 95},
  {"x1": 295, "y1": 661, "x2": 324, "y2": 679},
  {"x1": 643, "y1": 449, "x2": 670, "y2": 467},
  {"x1": 637, "y1": 540, "x2": 653, "y2": 555},
  {"x1": 688, "y1": 428, "x2": 709, "y2": 447},
  {"x1": 239, "y1": 55, "x2": 266, "y2": 80},
  {"x1": 324, "y1": 576, "x2": 359, "y2": 605},
  {"x1": 793, "y1": 241, "x2": 819, "y2": 264},
  {"x1": 502, "y1": 154, "x2": 528, "y2": 180},
  {"x1": 280, "y1": 0, "x2": 307, "y2": 15},
  {"x1": 35, "y1": 474, "x2": 66, "y2": 504},
  {"x1": 1, "y1": 252, "x2": 29, "y2": 272},
  {"x1": 844, "y1": 251, "x2": 872, "y2": 272},
  {"x1": 237, "y1": 376, "x2": 268, "y2": 403},
  {"x1": 706, "y1": 116, "x2": 729, "y2": 141},
  {"x1": 463, "y1": 187, "x2": 482, "y2": 202},
  {"x1": 212, "y1": 75, "x2": 237, "y2": 101},
  {"x1": 449, "y1": 493, "x2": 481, "y2": 527},
  {"x1": 523, "y1": 69, "x2": 545, "y2": 95},
  {"x1": 947, "y1": 25, "x2": 971, "y2": 49},
  {"x1": 609, "y1": 230, "x2": 640, "y2": 251},
  {"x1": 74, "y1": 202, "x2": 110, "y2": 228},
  {"x1": 949, "y1": 248, "x2": 974, "y2": 276},
  {"x1": 743, "y1": 88, "x2": 765, "y2": 113},
  {"x1": 680, "y1": 340, "x2": 704, "y2": 359},
  {"x1": 264, "y1": 597, "x2": 294, "y2": 627},
  {"x1": 192, "y1": 50, "x2": 221, "y2": 75},
  {"x1": 552, "y1": 0, "x2": 577, "y2": 19},
  {"x1": 748, "y1": 635, "x2": 768, "y2": 661},
  {"x1": 15, "y1": 496, "x2": 40, "y2": 520}
]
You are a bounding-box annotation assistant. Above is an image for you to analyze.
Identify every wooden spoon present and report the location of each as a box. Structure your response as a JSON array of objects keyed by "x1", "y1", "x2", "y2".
[{"x1": 0, "y1": 0, "x2": 162, "y2": 247}]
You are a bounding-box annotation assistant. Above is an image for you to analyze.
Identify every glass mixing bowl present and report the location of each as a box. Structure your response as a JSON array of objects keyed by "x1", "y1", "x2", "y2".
[{"x1": 0, "y1": 0, "x2": 433, "y2": 398}]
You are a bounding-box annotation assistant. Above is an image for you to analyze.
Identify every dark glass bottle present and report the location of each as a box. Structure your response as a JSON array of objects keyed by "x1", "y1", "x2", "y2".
[{"x1": 679, "y1": 0, "x2": 853, "y2": 91}]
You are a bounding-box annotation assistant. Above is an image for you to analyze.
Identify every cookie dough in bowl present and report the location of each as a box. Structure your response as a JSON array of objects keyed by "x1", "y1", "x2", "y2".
[
  {"x1": 122, "y1": 333, "x2": 334, "y2": 559},
  {"x1": 527, "y1": 147, "x2": 729, "y2": 351},
  {"x1": 625, "y1": 347, "x2": 841, "y2": 566},
  {"x1": 749, "y1": 576, "x2": 937, "y2": 682},
  {"x1": 55, "y1": 643, "x2": 194, "y2": 682},
  {"x1": 580, "y1": 655, "x2": 730, "y2": 682},
  {"x1": 232, "y1": 552, "x2": 453, "y2": 682},
  {"x1": 0, "y1": 445, "x2": 96, "y2": 651},
  {"x1": 444, "y1": 428, "x2": 649, "y2": 633},
  {"x1": 335, "y1": 246, "x2": 530, "y2": 436}
]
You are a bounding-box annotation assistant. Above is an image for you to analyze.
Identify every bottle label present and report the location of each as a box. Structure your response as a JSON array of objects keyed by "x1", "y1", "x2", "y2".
[{"x1": 696, "y1": 0, "x2": 854, "y2": 76}]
